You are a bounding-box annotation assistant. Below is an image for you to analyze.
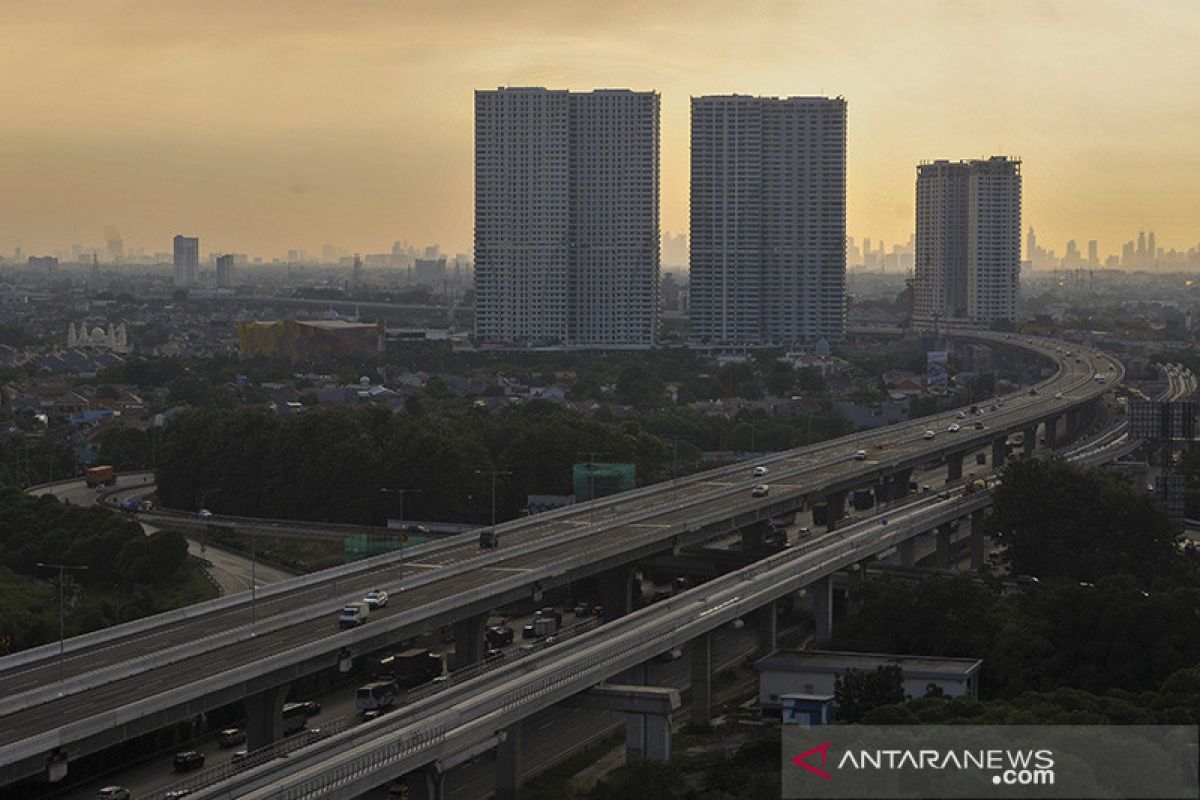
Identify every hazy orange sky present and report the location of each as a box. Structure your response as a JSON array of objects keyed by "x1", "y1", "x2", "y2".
[{"x1": 1, "y1": 0, "x2": 1197, "y2": 261}]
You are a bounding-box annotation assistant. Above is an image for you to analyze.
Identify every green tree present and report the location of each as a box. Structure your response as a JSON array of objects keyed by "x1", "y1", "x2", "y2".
[
  {"x1": 834, "y1": 665, "x2": 906, "y2": 722},
  {"x1": 992, "y1": 458, "x2": 1179, "y2": 583}
]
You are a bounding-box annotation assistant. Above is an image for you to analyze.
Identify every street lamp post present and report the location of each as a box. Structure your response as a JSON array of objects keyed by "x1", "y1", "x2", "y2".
[
  {"x1": 36, "y1": 562, "x2": 89, "y2": 692},
  {"x1": 579, "y1": 452, "x2": 609, "y2": 524},
  {"x1": 381, "y1": 487, "x2": 423, "y2": 581},
  {"x1": 475, "y1": 469, "x2": 512, "y2": 529}
]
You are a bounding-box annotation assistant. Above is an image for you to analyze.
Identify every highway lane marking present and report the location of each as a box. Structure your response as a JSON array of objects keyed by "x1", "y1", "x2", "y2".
[
  {"x1": 483, "y1": 566, "x2": 534, "y2": 573},
  {"x1": 630, "y1": 523, "x2": 671, "y2": 529}
]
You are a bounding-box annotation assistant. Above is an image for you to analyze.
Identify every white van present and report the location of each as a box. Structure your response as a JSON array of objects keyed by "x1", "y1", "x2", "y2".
[{"x1": 339, "y1": 601, "x2": 370, "y2": 628}]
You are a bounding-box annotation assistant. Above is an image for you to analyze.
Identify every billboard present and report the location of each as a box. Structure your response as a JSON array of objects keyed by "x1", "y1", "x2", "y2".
[
  {"x1": 573, "y1": 463, "x2": 636, "y2": 503},
  {"x1": 926, "y1": 351, "x2": 950, "y2": 389}
]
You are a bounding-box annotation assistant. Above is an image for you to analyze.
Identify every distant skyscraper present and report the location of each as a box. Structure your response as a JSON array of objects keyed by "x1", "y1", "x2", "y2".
[
  {"x1": 106, "y1": 238, "x2": 123, "y2": 264},
  {"x1": 689, "y1": 95, "x2": 847, "y2": 346},
  {"x1": 1137, "y1": 231, "x2": 1147, "y2": 266},
  {"x1": 173, "y1": 235, "x2": 199, "y2": 288},
  {"x1": 1147, "y1": 231, "x2": 1157, "y2": 267},
  {"x1": 914, "y1": 156, "x2": 1022, "y2": 326},
  {"x1": 216, "y1": 254, "x2": 233, "y2": 288},
  {"x1": 474, "y1": 87, "x2": 660, "y2": 348},
  {"x1": 1087, "y1": 239, "x2": 1099, "y2": 267}
]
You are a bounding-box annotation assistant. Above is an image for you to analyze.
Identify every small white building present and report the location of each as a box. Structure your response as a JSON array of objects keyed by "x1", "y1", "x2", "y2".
[{"x1": 755, "y1": 650, "x2": 982, "y2": 716}]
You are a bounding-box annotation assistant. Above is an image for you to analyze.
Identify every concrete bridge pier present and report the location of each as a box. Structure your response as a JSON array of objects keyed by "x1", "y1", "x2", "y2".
[
  {"x1": 935, "y1": 522, "x2": 953, "y2": 569},
  {"x1": 890, "y1": 468, "x2": 913, "y2": 501},
  {"x1": 740, "y1": 521, "x2": 771, "y2": 553},
  {"x1": 245, "y1": 683, "x2": 289, "y2": 751},
  {"x1": 689, "y1": 631, "x2": 713, "y2": 730},
  {"x1": 897, "y1": 537, "x2": 916, "y2": 569},
  {"x1": 1065, "y1": 407, "x2": 1080, "y2": 440},
  {"x1": 597, "y1": 567, "x2": 635, "y2": 621},
  {"x1": 811, "y1": 575, "x2": 833, "y2": 643},
  {"x1": 451, "y1": 612, "x2": 488, "y2": 671},
  {"x1": 970, "y1": 509, "x2": 986, "y2": 571},
  {"x1": 756, "y1": 599, "x2": 778, "y2": 657},
  {"x1": 992, "y1": 437, "x2": 1007, "y2": 469},
  {"x1": 824, "y1": 490, "x2": 847, "y2": 530},
  {"x1": 1044, "y1": 416, "x2": 1059, "y2": 449},
  {"x1": 495, "y1": 721, "x2": 523, "y2": 800},
  {"x1": 565, "y1": 685, "x2": 681, "y2": 763},
  {"x1": 946, "y1": 452, "x2": 964, "y2": 483},
  {"x1": 1024, "y1": 426, "x2": 1038, "y2": 456}
]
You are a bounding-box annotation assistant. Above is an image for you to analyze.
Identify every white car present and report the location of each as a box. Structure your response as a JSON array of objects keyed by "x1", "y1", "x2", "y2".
[
  {"x1": 751, "y1": 485, "x2": 770, "y2": 498},
  {"x1": 1054, "y1": 392, "x2": 1063, "y2": 400},
  {"x1": 364, "y1": 589, "x2": 389, "y2": 609},
  {"x1": 196, "y1": 508, "x2": 213, "y2": 520},
  {"x1": 753, "y1": 465, "x2": 769, "y2": 477},
  {"x1": 853, "y1": 449, "x2": 867, "y2": 461},
  {"x1": 923, "y1": 430, "x2": 935, "y2": 440},
  {"x1": 947, "y1": 424, "x2": 960, "y2": 433}
]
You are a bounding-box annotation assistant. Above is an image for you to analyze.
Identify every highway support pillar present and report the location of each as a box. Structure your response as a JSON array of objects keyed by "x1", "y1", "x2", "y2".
[
  {"x1": 689, "y1": 631, "x2": 713, "y2": 730},
  {"x1": 1044, "y1": 417, "x2": 1059, "y2": 449},
  {"x1": 598, "y1": 567, "x2": 635, "y2": 621},
  {"x1": 741, "y1": 521, "x2": 770, "y2": 553},
  {"x1": 992, "y1": 438, "x2": 1007, "y2": 469},
  {"x1": 1024, "y1": 426, "x2": 1038, "y2": 457},
  {"x1": 825, "y1": 490, "x2": 847, "y2": 531},
  {"x1": 946, "y1": 452, "x2": 964, "y2": 483},
  {"x1": 245, "y1": 683, "x2": 289, "y2": 751},
  {"x1": 970, "y1": 509, "x2": 986, "y2": 571},
  {"x1": 1065, "y1": 408, "x2": 1079, "y2": 441},
  {"x1": 451, "y1": 612, "x2": 488, "y2": 671},
  {"x1": 565, "y1": 685, "x2": 681, "y2": 763},
  {"x1": 757, "y1": 599, "x2": 778, "y2": 657},
  {"x1": 898, "y1": 538, "x2": 916, "y2": 569},
  {"x1": 811, "y1": 575, "x2": 833, "y2": 644},
  {"x1": 936, "y1": 523, "x2": 953, "y2": 569},
  {"x1": 880, "y1": 469, "x2": 911, "y2": 503},
  {"x1": 495, "y1": 721, "x2": 523, "y2": 800},
  {"x1": 386, "y1": 767, "x2": 442, "y2": 800}
]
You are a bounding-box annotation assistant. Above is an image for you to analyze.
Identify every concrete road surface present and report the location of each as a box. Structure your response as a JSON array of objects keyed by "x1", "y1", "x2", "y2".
[{"x1": 29, "y1": 476, "x2": 293, "y2": 596}]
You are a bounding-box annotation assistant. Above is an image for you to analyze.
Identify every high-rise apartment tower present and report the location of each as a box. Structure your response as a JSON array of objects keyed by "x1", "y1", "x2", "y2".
[
  {"x1": 173, "y1": 235, "x2": 199, "y2": 288},
  {"x1": 688, "y1": 95, "x2": 847, "y2": 346},
  {"x1": 913, "y1": 156, "x2": 1021, "y2": 327},
  {"x1": 474, "y1": 87, "x2": 659, "y2": 348}
]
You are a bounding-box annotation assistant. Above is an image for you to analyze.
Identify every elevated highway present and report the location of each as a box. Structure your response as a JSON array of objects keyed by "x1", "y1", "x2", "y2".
[{"x1": 0, "y1": 331, "x2": 1124, "y2": 789}]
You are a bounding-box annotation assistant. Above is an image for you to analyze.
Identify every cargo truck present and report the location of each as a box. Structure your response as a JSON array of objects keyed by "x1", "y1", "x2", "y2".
[
  {"x1": 383, "y1": 648, "x2": 443, "y2": 689},
  {"x1": 85, "y1": 465, "x2": 116, "y2": 488}
]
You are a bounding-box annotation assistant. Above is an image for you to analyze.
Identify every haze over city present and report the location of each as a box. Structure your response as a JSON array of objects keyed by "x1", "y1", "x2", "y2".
[{"x1": 2, "y1": 0, "x2": 1198, "y2": 260}]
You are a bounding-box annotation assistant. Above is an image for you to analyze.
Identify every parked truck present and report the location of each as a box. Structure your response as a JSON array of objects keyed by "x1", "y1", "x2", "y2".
[
  {"x1": 338, "y1": 601, "x2": 370, "y2": 628},
  {"x1": 85, "y1": 465, "x2": 116, "y2": 488},
  {"x1": 383, "y1": 648, "x2": 443, "y2": 689}
]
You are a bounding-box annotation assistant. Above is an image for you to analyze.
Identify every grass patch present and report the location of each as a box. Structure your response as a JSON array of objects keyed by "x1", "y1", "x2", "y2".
[{"x1": 195, "y1": 525, "x2": 342, "y2": 573}]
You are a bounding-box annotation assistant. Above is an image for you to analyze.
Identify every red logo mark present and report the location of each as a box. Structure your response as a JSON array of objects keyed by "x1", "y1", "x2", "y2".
[{"x1": 792, "y1": 741, "x2": 833, "y2": 780}]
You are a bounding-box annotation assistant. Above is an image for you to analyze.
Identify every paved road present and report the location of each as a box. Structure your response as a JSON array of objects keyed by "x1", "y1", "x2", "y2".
[
  {"x1": 0, "y1": 335, "x2": 1117, "y2": 774},
  {"x1": 29, "y1": 477, "x2": 293, "y2": 597}
]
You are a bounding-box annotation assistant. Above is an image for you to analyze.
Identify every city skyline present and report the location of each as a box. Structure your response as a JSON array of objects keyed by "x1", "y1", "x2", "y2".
[{"x1": 1, "y1": 1, "x2": 1197, "y2": 261}]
